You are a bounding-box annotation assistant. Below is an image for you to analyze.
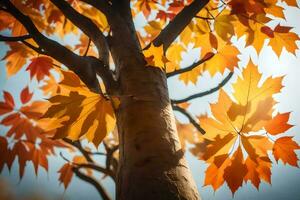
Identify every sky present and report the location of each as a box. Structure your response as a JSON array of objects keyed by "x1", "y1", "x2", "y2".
[{"x1": 1, "y1": 1, "x2": 300, "y2": 200}]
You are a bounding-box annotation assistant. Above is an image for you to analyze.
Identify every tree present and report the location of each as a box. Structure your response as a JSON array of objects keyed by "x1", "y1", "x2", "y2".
[{"x1": 0, "y1": 0, "x2": 299, "y2": 199}]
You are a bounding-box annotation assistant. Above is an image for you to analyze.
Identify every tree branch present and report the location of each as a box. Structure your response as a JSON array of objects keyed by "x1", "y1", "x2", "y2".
[
  {"x1": 50, "y1": 0, "x2": 109, "y2": 65},
  {"x1": 150, "y1": 0, "x2": 209, "y2": 51},
  {"x1": 83, "y1": 37, "x2": 91, "y2": 56},
  {"x1": 103, "y1": 141, "x2": 118, "y2": 172},
  {"x1": 79, "y1": 0, "x2": 112, "y2": 17},
  {"x1": 73, "y1": 167, "x2": 112, "y2": 200},
  {"x1": 0, "y1": 34, "x2": 31, "y2": 41},
  {"x1": 172, "y1": 105, "x2": 205, "y2": 134},
  {"x1": 1, "y1": 0, "x2": 103, "y2": 92},
  {"x1": 167, "y1": 53, "x2": 214, "y2": 78},
  {"x1": 76, "y1": 163, "x2": 116, "y2": 181},
  {"x1": 63, "y1": 138, "x2": 116, "y2": 181},
  {"x1": 63, "y1": 139, "x2": 93, "y2": 163},
  {"x1": 0, "y1": 34, "x2": 46, "y2": 54},
  {"x1": 171, "y1": 72, "x2": 234, "y2": 104}
]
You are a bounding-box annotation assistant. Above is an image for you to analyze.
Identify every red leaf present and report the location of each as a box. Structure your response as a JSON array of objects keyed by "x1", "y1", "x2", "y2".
[
  {"x1": 3, "y1": 91, "x2": 15, "y2": 108},
  {"x1": 20, "y1": 87, "x2": 33, "y2": 104},
  {"x1": 0, "y1": 136, "x2": 8, "y2": 171},
  {"x1": 58, "y1": 163, "x2": 74, "y2": 189},
  {"x1": 26, "y1": 56, "x2": 53, "y2": 82},
  {"x1": 261, "y1": 26, "x2": 274, "y2": 38}
]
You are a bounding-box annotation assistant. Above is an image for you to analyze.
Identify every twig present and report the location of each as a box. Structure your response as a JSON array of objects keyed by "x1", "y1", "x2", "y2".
[
  {"x1": 172, "y1": 105, "x2": 205, "y2": 134},
  {"x1": 171, "y1": 72, "x2": 233, "y2": 104}
]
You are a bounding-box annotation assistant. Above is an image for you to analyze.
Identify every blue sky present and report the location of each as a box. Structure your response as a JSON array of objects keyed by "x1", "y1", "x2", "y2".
[{"x1": 1, "y1": 2, "x2": 300, "y2": 200}]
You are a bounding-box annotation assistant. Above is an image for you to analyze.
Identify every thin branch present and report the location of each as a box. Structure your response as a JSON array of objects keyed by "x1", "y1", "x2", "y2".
[
  {"x1": 62, "y1": 138, "x2": 93, "y2": 163},
  {"x1": 0, "y1": 34, "x2": 47, "y2": 54},
  {"x1": 62, "y1": 138, "x2": 116, "y2": 181},
  {"x1": 73, "y1": 167, "x2": 112, "y2": 200},
  {"x1": 171, "y1": 72, "x2": 234, "y2": 104},
  {"x1": 195, "y1": 16, "x2": 214, "y2": 20},
  {"x1": 76, "y1": 163, "x2": 116, "y2": 181},
  {"x1": 167, "y1": 53, "x2": 214, "y2": 78},
  {"x1": 88, "y1": 151, "x2": 106, "y2": 156},
  {"x1": 59, "y1": 152, "x2": 71, "y2": 163},
  {"x1": 150, "y1": 0, "x2": 209, "y2": 52},
  {"x1": 0, "y1": 34, "x2": 31, "y2": 41},
  {"x1": 103, "y1": 141, "x2": 118, "y2": 171},
  {"x1": 172, "y1": 105, "x2": 205, "y2": 134},
  {"x1": 83, "y1": 37, "x2": 91, "y2": 56},
  {"x1": 50, "y1": 0, "x2": 109, "y2": 65}
]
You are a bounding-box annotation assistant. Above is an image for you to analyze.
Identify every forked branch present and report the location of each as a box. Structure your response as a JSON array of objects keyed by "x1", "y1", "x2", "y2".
[{"x1": 50, "y1": 0, "x2": 109, "y2": 65}]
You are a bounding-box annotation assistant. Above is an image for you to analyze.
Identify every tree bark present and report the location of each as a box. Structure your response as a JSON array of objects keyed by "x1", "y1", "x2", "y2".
[
  {"x1": 114, "y1": 58, "x2": 200, "y2": 200},
  {"x1": 116, "y1": 64, "x2": 200, "y2": 200},
  {"x1": 104, "y1": 4, "x2": 201, "y2": 199}
]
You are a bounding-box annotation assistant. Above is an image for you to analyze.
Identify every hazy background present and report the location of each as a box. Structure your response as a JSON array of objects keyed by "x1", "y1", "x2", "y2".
[{"x1": 1, "y1": 1, "x2": 300, "y2": 200}]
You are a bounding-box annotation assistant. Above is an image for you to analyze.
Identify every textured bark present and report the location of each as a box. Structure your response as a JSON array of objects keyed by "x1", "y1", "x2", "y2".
[
  {"x1": 107, "y1": 20, "x2": 198, "y2": 199},
  {"x1": 115, "y1": 64, "x2": 201, "y2": 200},
  {"x1": 104, "y1": 3, "x2": 201, "y2": 199}
]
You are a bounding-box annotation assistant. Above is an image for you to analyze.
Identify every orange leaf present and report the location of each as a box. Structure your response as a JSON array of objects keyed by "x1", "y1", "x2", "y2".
[
  {"x1": 265, "y1": 112, "x2": 293, "y2": 135},
  {"x1": 204, "y1": 154, "x2": 231, "y2": 191},
  {"x1": 244, "y1": 157, "x2": 261, "y2": 189},
  {"x1": 224, "y1": 147, "x2": 247, "y2": 195},
  {"x1": 273, "y1": 137, "x2": 300, "y2": 167}
]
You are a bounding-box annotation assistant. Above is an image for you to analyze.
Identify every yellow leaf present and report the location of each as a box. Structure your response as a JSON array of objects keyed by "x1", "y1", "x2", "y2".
[
  {"x1": 203, "y1": 45, "x2": 240, "y2": 75},
  {"x1": 214, "y1": 14, "x2": 235, "y2": 41},
  {"x1": 269, "y1": 25, "x2": 300, "y2": 56},
  {"x1": 143, "y1": 43, "x2": 167, "y2": 70}
]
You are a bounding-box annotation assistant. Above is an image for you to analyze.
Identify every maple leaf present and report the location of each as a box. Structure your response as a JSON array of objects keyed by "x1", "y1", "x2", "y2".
[
  {"x1": 265, "y1": 112, "x2": 293, "y2": 135},
  {"x1": 58, "y1": 163, "x2": 74, "y2": 189},
  {"x1": 0, "y1": 88, "x2": 67, "y2": 178},
  {"x1": 0, "y1": 136, "x2": 8, "y2": 171},
  {"x1": 57, "y1": 155, "x2": 92, "y2": 190},
  {"x1": 179, "y1": 43, "x2": 239, "y2": 85},
  {"x1": 273, "y1": 137, "x2": 300, "y2": 167},
  {"x1": 26, "y1": 56, "x2": 53, "y2": 82},
  {"x1": 223, "y1": 147, "x2": 247, "y2": 194},
  {"x1": 214, "y1": 14, "x2": 235, "y2": 41},
  {"x1": 43, "y1": 87, "x2": 116, "y2": 147},
  {"x1": 165, "y1": 43, "x2": 186, "y2": 73},
  {"x1": 135, "y1": 0, "x2": 157, "y2": 18},
  {"x1": 20, "y1": 86, "x2": 33, "y2": 104},
  {"x1": 2, "y1": 42, "x2": 35, "y2": 77},
  {"x1": 204, "y1": 154, "x2": 231, "y2": 191},
  {"x1": 268, "y1": 25, "x2": 300, "y2": 56},
  {"x1": 197, "y1": 60, "x2": 298, "y2": 193},
  {"x1": 0, "y1": 91, "x2": 15, "y2": 115},
  {"x1": 143, "y1": 43, "x2": 168, "y2": 70},
  {"x1": 203, "y1": 45, "x2": 240, "y2": 76}
]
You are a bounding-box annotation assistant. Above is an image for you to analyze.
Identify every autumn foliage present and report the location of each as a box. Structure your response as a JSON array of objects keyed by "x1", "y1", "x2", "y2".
[{"x1": 0, "y1": 0, "x2": 300, "y2": 198}]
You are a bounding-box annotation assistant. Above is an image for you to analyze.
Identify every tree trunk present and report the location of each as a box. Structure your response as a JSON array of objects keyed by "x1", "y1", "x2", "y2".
[
  {"x1": 115, "y1": 63, "x2": 200, "y2": 200},
  {"x1": 105, "y1": 5, "x2": 201, "y2": 199}
]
